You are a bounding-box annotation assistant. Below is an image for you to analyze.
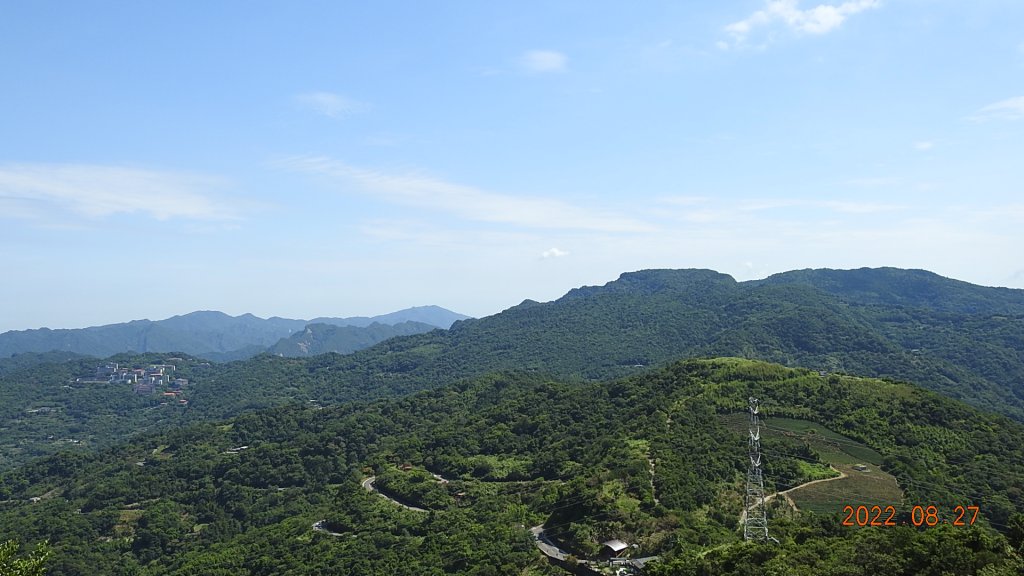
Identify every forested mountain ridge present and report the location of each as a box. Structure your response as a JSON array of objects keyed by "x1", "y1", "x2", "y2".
[
  {"x1": 758, "y1": 267, "x2": 1024, "y2": 314},
  {"x1": 1, "y1": 358, "x2": 1021, "y2": 574},
  {"x1": 0, "y1": 306, "x2": 468, "y2": 361},
  {"x1": 292, "y1": 267, "x2": 1024, "y2": 419}
]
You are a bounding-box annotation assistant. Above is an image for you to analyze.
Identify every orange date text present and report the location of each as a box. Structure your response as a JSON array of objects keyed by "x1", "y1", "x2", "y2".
[{"x1": 841, "y1": 505, "x2": 979, "y2": 527}]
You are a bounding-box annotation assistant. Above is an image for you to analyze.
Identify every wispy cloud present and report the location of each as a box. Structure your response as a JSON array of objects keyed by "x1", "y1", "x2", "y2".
[
  {"x1": 281, "y1": 156, "x2": 651, "y2": 233},
  {"x1": 518, "y1": 50, "x2": 568, "y2": 73},
  {"x1": 723, "y1": 0, "x2": 881, "y2": 48},
  {"x1": 294, "y1": 91, "x2": 366, "y2": 118},
  {"x1": 0, "y1": 163, "x2": 236, "y2": 221},
  {"x1": 914, "y1": 141, "x2": 934, "y2": 151},
  {"x1": 968, "y1": 96, "x2": 1024, "y2": 122},
  {"x1": 541, "y1": 247, "x2": 570, "y2": 258}
]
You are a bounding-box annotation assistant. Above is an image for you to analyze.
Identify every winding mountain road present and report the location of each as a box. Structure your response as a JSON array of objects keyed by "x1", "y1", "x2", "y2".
[{"x1": 360, "y1": 475, "x2": 428, "y2": 512}]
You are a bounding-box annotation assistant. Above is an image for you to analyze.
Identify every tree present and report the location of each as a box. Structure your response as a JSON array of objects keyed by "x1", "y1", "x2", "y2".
[{"x1": 0, "y1": 540, "x2": 50, "y2": 576}]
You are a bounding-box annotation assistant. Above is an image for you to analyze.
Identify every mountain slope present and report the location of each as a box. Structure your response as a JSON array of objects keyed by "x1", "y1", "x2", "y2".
[{"x1": 266, "y1": 321, "x2": 439, "y2": 357}]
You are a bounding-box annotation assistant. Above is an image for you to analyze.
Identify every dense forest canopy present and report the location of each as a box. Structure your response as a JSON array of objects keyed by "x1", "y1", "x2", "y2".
[{"x1": 1, "y1": 358, "x2": 1022, "y2": 574}]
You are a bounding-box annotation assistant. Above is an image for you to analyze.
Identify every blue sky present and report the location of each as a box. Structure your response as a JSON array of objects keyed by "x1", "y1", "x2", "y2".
[{"x1": 2, "y1": 0, "x2": 1023, "y2": 332}]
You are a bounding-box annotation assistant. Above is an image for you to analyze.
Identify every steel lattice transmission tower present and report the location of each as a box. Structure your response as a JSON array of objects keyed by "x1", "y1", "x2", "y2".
[{"x1": 743, "y1": 397, "x2": 770, "y2": 542}]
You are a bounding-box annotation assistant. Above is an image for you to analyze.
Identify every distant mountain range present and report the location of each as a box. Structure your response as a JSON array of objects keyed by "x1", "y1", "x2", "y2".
[{"x1": 0, "y1": 306, "x2": 470, "y2": 361}]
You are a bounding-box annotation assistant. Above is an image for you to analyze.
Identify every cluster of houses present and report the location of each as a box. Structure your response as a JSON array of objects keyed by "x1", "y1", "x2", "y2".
[{"x1": 82, "y1": 362, "x2": 189, "y2": 404}]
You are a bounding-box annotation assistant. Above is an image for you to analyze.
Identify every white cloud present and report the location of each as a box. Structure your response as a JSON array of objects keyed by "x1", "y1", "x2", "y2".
[
  {"x1": 913, "y1": 141, "x2": 934, "y2": 151},
  {"x1": 968, "y1": 96, "x2": 1024, "y2": 122},
  {"x1": 724, "y1": 0, "x2": 881, "y2": 47},
  {"x1": 281, "y1": 156, "x2": 652, "y2": 233},
  {"x1": 294, "y1": 91, "x2": 365, "y2": 118},
  {"x1": 541, "y1": 247, "x2": 570, "y2": 258},
  {"x1": 518, "y1": 50, "x2": 568, "y2": 73},
  {"x1": 0, "y1": 163, "x2": 236, "y2": 221}
]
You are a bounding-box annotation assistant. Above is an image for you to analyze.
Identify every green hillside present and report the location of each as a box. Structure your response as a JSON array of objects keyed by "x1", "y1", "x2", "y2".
[
  {"x1": 1, "y1": 359, "x2": 1021, "y2": 574},
  {"x1": 0, "y1": 352, "x2": 90, "y2": 377}
]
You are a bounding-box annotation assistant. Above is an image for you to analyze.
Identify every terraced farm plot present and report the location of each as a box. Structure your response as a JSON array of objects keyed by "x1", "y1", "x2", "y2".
[
  {"x1": 766, "y1": 417, "x2": 882, "y2": 466},
  {"x1": 721, "y1": 414, "x2": 903, "y2": 515}
]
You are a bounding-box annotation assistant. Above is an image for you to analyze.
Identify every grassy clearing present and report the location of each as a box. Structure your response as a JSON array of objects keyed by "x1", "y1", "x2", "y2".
[
  {"x1": 790, "y1": 466, "x2": 903, "y2": 515},
  {"x1": 796, "y1": 460, "x2": 838, "y2": 481}
]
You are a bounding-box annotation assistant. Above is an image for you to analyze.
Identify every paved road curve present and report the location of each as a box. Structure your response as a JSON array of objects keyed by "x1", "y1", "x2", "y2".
[
  {"x1": 530, "y1": 525, "x2": 571, "y2": 561},
  {"x1": 361, "y1": 475, "x2": 428, "y2": 512}
]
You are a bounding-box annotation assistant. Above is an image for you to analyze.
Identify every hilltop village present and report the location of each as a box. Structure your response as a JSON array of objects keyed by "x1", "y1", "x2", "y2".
[{"x1": 76, "y1": 361, "x2": 191, "y2": 405}]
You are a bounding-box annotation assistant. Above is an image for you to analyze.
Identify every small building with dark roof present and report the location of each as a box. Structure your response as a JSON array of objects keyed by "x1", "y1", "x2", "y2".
[{"x1": 601, "y1": 539, "x2": 629, "y2": 558}]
